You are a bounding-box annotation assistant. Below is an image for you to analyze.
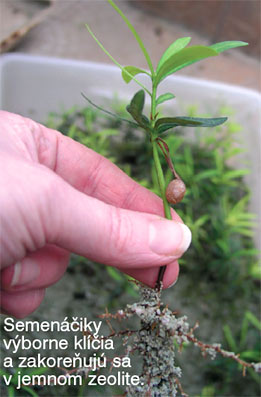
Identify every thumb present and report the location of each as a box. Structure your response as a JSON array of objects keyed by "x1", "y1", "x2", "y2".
[{"x1": 49, "y1": 179, "x2": 191, "y2": 280}]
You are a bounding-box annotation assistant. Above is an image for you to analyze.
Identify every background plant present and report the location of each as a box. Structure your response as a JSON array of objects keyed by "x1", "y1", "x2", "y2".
[{"x1": 41, "y1": 102, "x2": 260, "y2": 396}]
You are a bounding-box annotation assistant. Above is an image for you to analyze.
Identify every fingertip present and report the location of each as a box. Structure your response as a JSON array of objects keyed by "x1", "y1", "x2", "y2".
[{"x1": 162, "y1": 261, "x2": 180, "y2": 288}]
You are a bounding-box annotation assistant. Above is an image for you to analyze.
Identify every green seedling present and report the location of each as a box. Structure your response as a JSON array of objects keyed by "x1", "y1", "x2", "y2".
[{"x1": 85, "y1": 0, "x2": 248, "y2": 288}]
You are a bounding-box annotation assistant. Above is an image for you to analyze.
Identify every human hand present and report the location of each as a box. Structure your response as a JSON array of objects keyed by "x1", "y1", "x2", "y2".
[{"x1": 0, "y1": 111, "x2": 191, "y2": 318}]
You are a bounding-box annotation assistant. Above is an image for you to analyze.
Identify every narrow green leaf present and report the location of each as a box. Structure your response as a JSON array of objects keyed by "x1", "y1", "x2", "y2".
[
  {"x1": 222, "y1": 169, "x2": 249, "y2": 180},
  {"x1": 194, "y1": 169, "x2": 220, "y2": 181},
  {"x1": 156, "y1": 46, "x2": 218, "y2": 84},
  {"x1": 107, "y1": 267, "x2": 123, "y2": 282},
  {"x1": 223, "y1": 324, "x2": 237, "y2": 352},
  {"x1": 85, "y1": 24, "x2": 150, "y2": 94},
  {"x1": 245, "y1": 311, "x2": 261, "y2": 331},
  {"x1": 156, "y1": 93, "x2": 175, "y2": 106},
  {"x1": 86, "y1": 23, "x2": 122, "y2": 70},
  {"x1": 240, "y1": 314, "x2": 249, "y2": 348},
  {"x1": 12, "y1": 368, "x2": 19, "y2": 386},
  {"x1": 107, "y1": 0, "x2": 154, "y2": 74},
  {"x1": 7, "y1": 387, "x2": 15, "y2": 397},
  {"x1": 232, "y1": 249, "x2": 259, "y2": 258},
  {"x1": 155, "y1": 116, "x2": 227, "y2": 133},
  {"x1": 81, "y1": 93, "x2": 139, "y2": 128},
  {"x1": 210, "y1": 40, "x2": 248, "y2": 53},
  {"x1": 126, "y1": 90, "x2": 150, "y2": 127},
  {"x1": 157, "y1": 37, "x2": 191, "y2": 72},
  {"x1": 122, "y1": 66, "x2": 149, "y2": 83},
  {"x1": 230, "y1": 227, "x2": 254, "y2": 237},
  {"x1": 194, "y1": 214, "x2": 210, "y2": 227},
  {"x1": 240, "y1": 351, "x2": 261, "y2": 361}
]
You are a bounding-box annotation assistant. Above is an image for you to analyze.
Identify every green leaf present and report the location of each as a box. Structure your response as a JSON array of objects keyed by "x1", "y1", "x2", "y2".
[
  {"x1": 107, "y1": 267, "x2": 123, "y2": 282},
  {"x1": 85, "y1": 24, "x2": 150, "y2": 94},
  {"x1": 86, "y1": 23, "x2": 122, "y2": 71},
  {"x1": 223, "y1": 324, "x2": 237, "y2": 351},
  {"x1": 156, "y1": 93, "x2": 175, "y2": 106},
  {"x1": 12, "y1": 369, "x2": 19, "y2": 386},
  {"x1": 122, "y1": 66, "x2": 149, "y2": 83},
  {"x1": 210, "y1": 40, "x2": 248, "y2": 53},
  {"x1": 128, "y1": 90, "x2": 145, "y2": 114},
  {"x1": 156, "y1": 46, "x2": 218, "y2": 84},
  {"x1": 240, "y1": 313, "x2": 249, "y2": 348},
  {"x1": 81, "y1": 93, "x2": 139, "y2": 128},
  {"x1": 194, "y1": 169, "x2": 220, "y2": 181},
  {"x1": 107, "y1": 0, "x2": 154, "y2": 74},
  {"x1": 126, "y1": 90, "x2": 150, "y2": 127},
  {"x1": 157, "y1": 37, "x2": 191, "y2": 72},
  {"x1": 155, "y1": 116, "x2": 227, "y2": 133},
  {"x1": 240, "y1": 351, "x2": 261, "y2": 361},
  {"x1": 222, "y1": 169, "x2": 249, "y2": 180},
  {"x1": 7, "y1": 387, "x2": 15, "y2": 397},
  {"x1": 232, "y1": 249, "x2": 259, "y2": 258},
  {"x1": 245, "y1": 311, "x2": 261, "y2": 331},
  {"x1": 194, "y1": 214, "x2": 210, "y2": 227}
]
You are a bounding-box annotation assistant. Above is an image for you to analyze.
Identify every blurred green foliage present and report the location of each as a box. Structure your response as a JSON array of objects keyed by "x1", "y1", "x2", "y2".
[
  {"x1": 44, "y1": 100, "x2": 260, "y2": 396},
  {"x1": 202, "y1": 311, "x2": 261, "y2": 396},
  {"x1": 46, "y1": 101, "x2": 259, "y2": 297}
]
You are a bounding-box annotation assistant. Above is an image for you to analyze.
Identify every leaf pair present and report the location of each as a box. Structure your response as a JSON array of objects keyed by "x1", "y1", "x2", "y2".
[
  {"x1": 121, "y1": 38, "x2": 248, "y2": 87},
  {"x1": 155, "y1": 38, "x2": 248, "y2": 84},
  {"x1": 87, "y1": 0, "x2": 248, "y2": 93}
]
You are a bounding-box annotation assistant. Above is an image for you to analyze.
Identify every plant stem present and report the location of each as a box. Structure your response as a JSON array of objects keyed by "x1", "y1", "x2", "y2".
[
  {"x1": 150, "y1": 82, "x2": 172, "y2": 289},
  {"x1": 152, "y1": 140, "x2": 172, "y2": 220}
]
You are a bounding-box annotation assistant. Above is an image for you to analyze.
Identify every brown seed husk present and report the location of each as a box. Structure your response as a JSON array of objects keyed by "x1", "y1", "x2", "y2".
[{"x1": 166, "y1": 179, "x2": 186, "y2": 204}]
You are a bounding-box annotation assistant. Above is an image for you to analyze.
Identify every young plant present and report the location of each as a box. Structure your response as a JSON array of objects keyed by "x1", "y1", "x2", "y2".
[
  {"x1": 83, "y1": 1, "x2": 261, "y2": 396},
  {"x1": 85, "y1": 0, "x2": 248, "y2": 288}
]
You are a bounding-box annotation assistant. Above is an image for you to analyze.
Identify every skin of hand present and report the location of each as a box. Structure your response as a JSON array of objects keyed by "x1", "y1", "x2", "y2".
[{"x1": 0, "y1": 111, "x2": 191, "y2": 318}]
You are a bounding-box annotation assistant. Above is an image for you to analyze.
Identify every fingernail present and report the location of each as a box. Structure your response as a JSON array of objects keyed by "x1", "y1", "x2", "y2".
[
  {"x1": 168, "y1": 278, "x2": 178, "y2": 288},
  {"x1": 149, "y1": 220, "x2": 191, "y2": 257},
  {"x1": 10, "y1": 259, "x2": 40, "y2": 287}
]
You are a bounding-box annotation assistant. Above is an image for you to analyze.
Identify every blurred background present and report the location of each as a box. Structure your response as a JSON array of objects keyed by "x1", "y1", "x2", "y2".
[{"x1": 1, "y1": 0, "x2": 260, "y2": 90}]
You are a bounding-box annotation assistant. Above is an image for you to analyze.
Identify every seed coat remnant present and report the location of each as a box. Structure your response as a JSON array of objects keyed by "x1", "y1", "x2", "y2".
[{"x1": 166, "y1": 179, "x2": 186, "y2": 204}]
